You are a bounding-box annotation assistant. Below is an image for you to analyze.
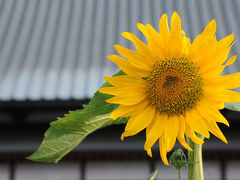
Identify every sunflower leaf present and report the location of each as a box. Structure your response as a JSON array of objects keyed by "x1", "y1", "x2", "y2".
[
  {"x1": 224, "y1": 103, "x2": 240, "y2": 111},
  {"x1": 27, "y1": 71, "x2": 127, "y2": 163},
  {"x1": 145, "y1": 170, "x2": 158, "y2": 180}
]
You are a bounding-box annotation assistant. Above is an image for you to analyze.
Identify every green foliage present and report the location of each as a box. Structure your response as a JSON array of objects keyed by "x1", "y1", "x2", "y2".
[
  {"x1": 170, "y1": 149, "x2": 188, "y2": 180},
  {"x1": 145, "y1": 170, "x2": 158, "y2": 180},
  {"x1": 170, "y1": 149, "x2": 188, "y2": 170},
  {"x1": 27, "y1": 71, "x2": 128, "y2": 163},
  {"x1": 225, "y1": 103, "x2": 240, "y2": 111}
]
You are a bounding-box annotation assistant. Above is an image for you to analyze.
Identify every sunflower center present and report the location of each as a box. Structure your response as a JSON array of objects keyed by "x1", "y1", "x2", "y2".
[
  {"x1": 145, "y1": 57, "x2": 203, "y2": 115},
  {"x1": 163, "y1": 76, "x2": 180, "y2": 91}
]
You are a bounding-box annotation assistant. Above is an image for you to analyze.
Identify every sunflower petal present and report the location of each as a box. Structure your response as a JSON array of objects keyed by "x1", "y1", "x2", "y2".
[
  {"x1": 159, "y1": 135, "x2": 169, "y2": 165},
  {"x1": 121, "y1": 32, "x2": 153, "y2": 59},
  {"x1": 121, "y1": 104, "x2": 156, "y2": 139},
  {"x1": 224, "y1": 55, "x2": 237, "y2": 66},
  {"x1": 99, "y1": 85, "x2": 145, "y2": 96},
  {"x1": 114, "y1": 45, "x2": 153, "y2": 70},
  {"x1": 137, "y1": 23, "x2": 165, "y2": 59},
  {"x1": 159, "y1": 13, "x2": 170, "y2": 40},
  {"x1": 98, "y1": 87, "x2": 121, "y2": 95},
  {"x1": 197, "y1": 100, "x2": 227, "y2": 126},
  {"x1": 205, "y1": 75, "x2": 240, "y2": 90},
  {"x1": 104, "y1": 75, "x2": 144, "y2": 87},
  {"x1": 110, "y1": 100, "x2": 148, "y2": 120},
  {"x1": 107, "y1": 55, "x2": 148, "y2": 77},
  {"x1": 177, "y1": 115, "x2": 192, "y2": 151},
  {"x1": 221, "y1": 72, "x2": 240, "y2": 79},
  {"x1": 144, "y1": 113, "x2": 167, "y2": 151},
  {"x1": 185, "y1": 122, "x2": 204, "y2": 144},
  {"x1": 146, "y1": 148, "x2": 152, "y2": 157},
  {"x1": 223, "y1": 90, "x2": 240, "y2": 103},
  {"x1": 202, "y1": 19, "x2": 216, "y2": 37},
  {"x1": 186, "y1": 110, "x2": 210, "y2": 139},
  {"x1": 164, "y1": 116, "x2": 179, "y2": 152},
  {"x1": 106, "y1": 91, "x2": 146, "y2": 105},
  {"x1": 219, "y1": 33, "x2": 235, "y2": 48},
  {"x1": 169, "y1": 12, "x2": 183, "y2": 57},
  {"x1": 196, "y1": 106, "x2": 228, "y2": 143}
]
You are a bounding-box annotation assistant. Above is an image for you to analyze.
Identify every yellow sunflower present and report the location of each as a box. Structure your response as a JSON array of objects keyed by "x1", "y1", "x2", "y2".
[{"x1": 98, "y1": 12, "x2": 239, "y2": 165}]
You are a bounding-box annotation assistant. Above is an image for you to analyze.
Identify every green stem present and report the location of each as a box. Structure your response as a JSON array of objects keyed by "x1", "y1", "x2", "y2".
[
  {"x1": 177, "y1": 169, "x2": 182, "y2": 180},
  {"x1": 187, "y1": 134, "x2": 204, "y2": 180}
]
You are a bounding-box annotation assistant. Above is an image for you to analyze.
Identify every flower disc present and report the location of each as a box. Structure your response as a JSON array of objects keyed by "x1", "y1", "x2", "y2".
[{"x1": 145, "y1": 57, "x2": 203, "y2": 115}]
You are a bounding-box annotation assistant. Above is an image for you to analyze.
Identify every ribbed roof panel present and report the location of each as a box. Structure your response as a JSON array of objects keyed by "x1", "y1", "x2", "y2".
[{"x1": 0, "y1": 0, "x2": 239, "y2": 101}]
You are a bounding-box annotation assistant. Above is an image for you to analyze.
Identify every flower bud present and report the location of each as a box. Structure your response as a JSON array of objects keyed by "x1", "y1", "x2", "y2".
[{"x1": 169, "y1": 149, "x2": 188, "y2": 170}]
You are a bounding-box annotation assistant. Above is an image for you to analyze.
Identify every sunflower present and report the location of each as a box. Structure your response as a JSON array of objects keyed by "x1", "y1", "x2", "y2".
[{"x1": 98, "y1": 12, "x2": 239, "y2": 165}]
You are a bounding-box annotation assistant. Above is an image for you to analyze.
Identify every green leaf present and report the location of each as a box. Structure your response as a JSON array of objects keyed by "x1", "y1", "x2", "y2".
[
  {"x1": 225, "y1": 103, "x2": 240, "y2": 111},
  {"x1": 27, "y1": 71, "x2": 128, "y2": 163},
  {"x1": 145, "y1": 170, "x2": 158, "y2": 180}
]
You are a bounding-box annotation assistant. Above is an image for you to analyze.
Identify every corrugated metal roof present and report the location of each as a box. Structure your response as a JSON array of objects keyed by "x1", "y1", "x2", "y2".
[{"x1": 0, "y1": 0, "x2": 239, "y2": 101}]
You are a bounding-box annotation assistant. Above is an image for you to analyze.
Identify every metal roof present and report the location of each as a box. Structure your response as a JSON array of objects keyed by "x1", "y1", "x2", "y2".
[{"x1": 0, "y1": 0, "x2": 239, "y2": 101}]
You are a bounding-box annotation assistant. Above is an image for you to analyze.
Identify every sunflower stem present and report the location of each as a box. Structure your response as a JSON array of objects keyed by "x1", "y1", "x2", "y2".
[
  {"x1": 187, "y1": 134, "x2": 204, "y2": 180},
  {"x1": 177, "y1": 169, "x2": 182, "y2": 180}
]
